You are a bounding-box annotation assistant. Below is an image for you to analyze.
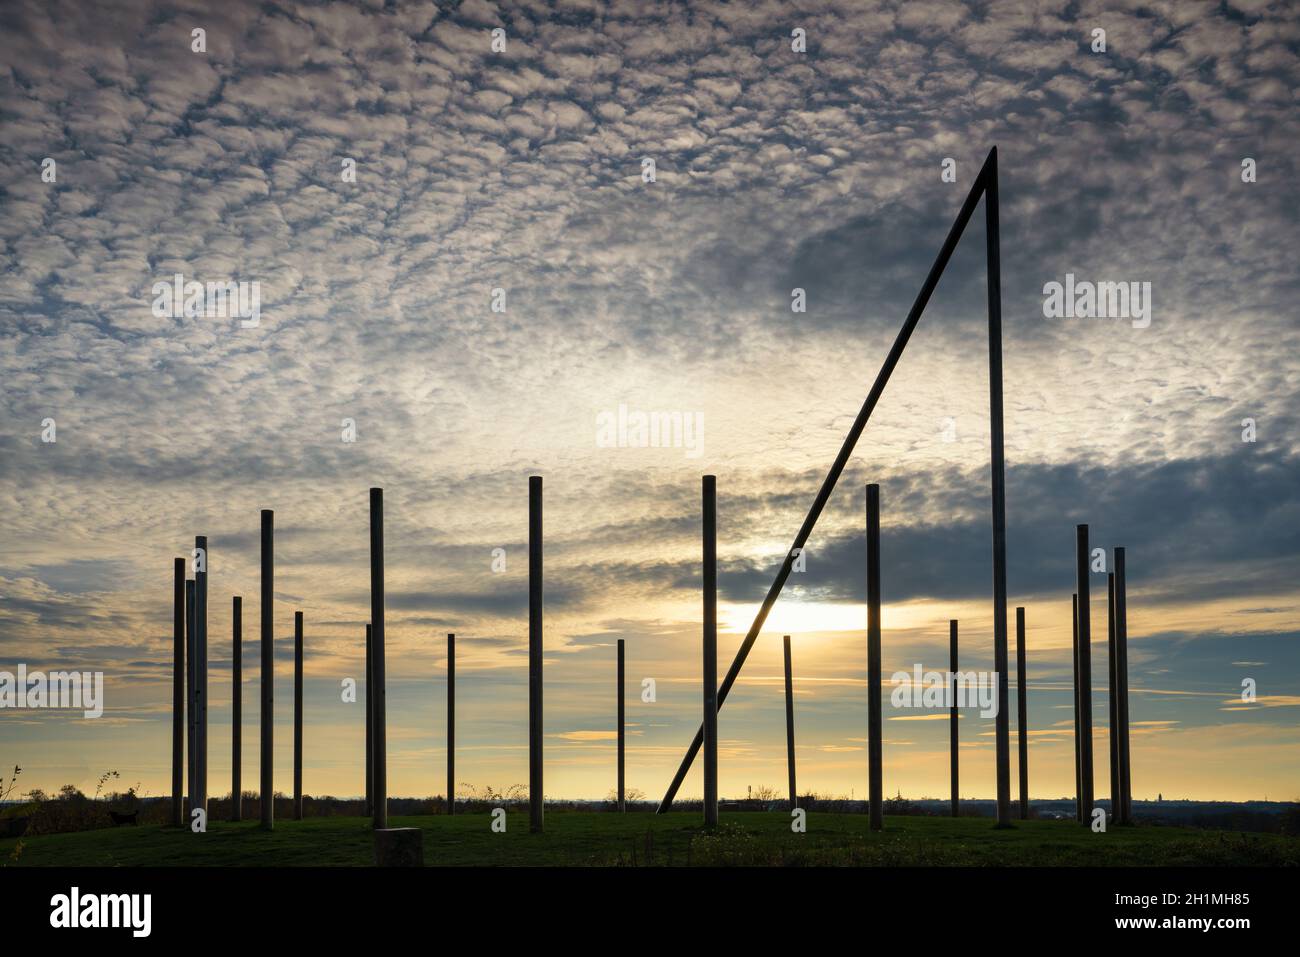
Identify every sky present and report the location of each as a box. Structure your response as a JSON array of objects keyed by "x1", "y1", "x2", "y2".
[{"x1": 0, "y1": 0, "x2": 1297, "y2": 805}]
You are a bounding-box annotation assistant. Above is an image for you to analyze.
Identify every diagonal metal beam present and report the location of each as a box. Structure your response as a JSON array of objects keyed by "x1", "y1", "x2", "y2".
[{"x1": 657, "y1": 147, "x2": 1006, "y2": 812}]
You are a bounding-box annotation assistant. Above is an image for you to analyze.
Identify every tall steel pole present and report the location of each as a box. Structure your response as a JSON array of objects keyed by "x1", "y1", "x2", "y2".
[
  {"x1": 1116, "y1": 547, "x2": 1132, "y2": 823},
  {"x1": 195, "y1": 535, "x2": 208, "y2": 818},
  {"x1": 447, "y1": 632, "x2": 455, "y2": 815},
  {"x1": 1016, "y1": 606, "x2": 1028, "y2": 819},
  {"x1": 1108, "y1": 573, "x2": 1119, "y2": 820},
  {"x1": 657, "y1": 150, "x2": 1001, "y2": 811},
  {"x1": 702, "y1": 475, "x2": 719, "y2": 827},
  {"x1": 783, "y1": 635, "x2": 797, "y2": 810},
  {"x1": 528, "y1": 476, "x2": 543, "y2": 832},
  {"x1": 984, "y1": 151, "x2": 1012, "y2": 829},
  {"x1": 172, "y1": 559, "x2": 184, "y2": 828},
  {"x1": 866, "y1": 483, "x2": 883, "y2": 831},
  {"x1": 365, "y1": 623, "x2": 372, "y2": 818},
  {"x1": 1072, "y1": 593, "x2": 1082, "y2": 822},
  {"x1": 616, "y1": 637, "x2": 625, "y2": 812},
  {"x1": 370, "y1": 489, "x2": 387, "y2": 830},
  {"x1": 232, "y1": 596, "x2": 242, "y2": 822},
  {"x1": 186, "y1": 578, "x2": 196, "y2": 819},
  {"x1": 294, "y1": 610, "x2": 304, "y2": 820},
  {"x1": 949, "y1": 619, "x2": 959, "y2": 817},
  {"x1": 1075, "y1": 525, "x2": 1094, "y2": 820},
  {"x1": 260, "y1": 509, "x2": 274, "y2": 830}
]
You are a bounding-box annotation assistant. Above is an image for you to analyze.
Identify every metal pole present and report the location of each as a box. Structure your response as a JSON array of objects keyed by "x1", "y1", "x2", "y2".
[
  {"x1": 195, "y1": 535, "x2": 208, "y2": 818},
  {"x1": 657, "y1": 149, "x2": 1000, "y2": 812},
  {"x1": 984, "y1": 151, "x2": 1012, "y2": 829},
  {"x1": 617, "y1": 637, "x2": 625, "y2": 813},
  {"x1": 294, "y1": 610, "x2": 304, "y2": 821},
  {"x1": 1076, "y1": 525, "x2": 1094, "y2": 821},
  {"x1": 365, "y1": 623, "x2": 372, "y2": 818},
  {"x1": 866, "y1": 484, "x2": 883, "y2": 831},
  {"x1": 447, "y1": 632, "x2": 455, "y2": 816},
  {"x1": 528, "y1": 476, "x2": 543, "y2": 832},
  {"x1": 1072, "y1": 593, "x2": 1081, "y2": 822},
  {"x1": 783, "y1": 635, "x2": 796, "y2": 810},
  {"x1": 186, "y1": 578, "x2": 196, "y2": 820},
  {"x1": 1016, "y1": 606, "x2": 1028, "y2": 820},
  {"x1": 1108, "y1": 572, "x2": 1119, "y2": 822},
  {"x1": 949, "y1": 619, "x2": 958, "y2": 817},
  {"x1": 232, "y1": 596, "x2": 242, "y2": 822},
  {"x1": 172, "y1": 559, "x2": 184, "y2": 828},
  {"x1": 370, "y1": 489, "x2": 387, "y2": 830},
  {"x1": 702, "y1": 475, "x2": 719, "y2": 827},
  {"x1": 1116, "y1": 547, "x2": 1132, "y2": 824},
  {"x1": 260, "y1": 509, "x2": 274, "y2": 830}
]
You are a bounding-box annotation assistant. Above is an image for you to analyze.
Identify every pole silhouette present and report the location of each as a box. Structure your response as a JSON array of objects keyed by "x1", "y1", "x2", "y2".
[
  {"x1": 616, "y1": 637, "x2": 625, "y2": 813},
  {"x1": 1108, "y1": 572, "x2": 1119, "y2": 820},
  {"x1": 949, "y1": 619, "x2": 959, "y2": 817},
  {"x1": 657, "y1": 149, "x2": 1010, "y2": 812},
  {"x1": 1076, "y1": 525, "x2": 1094, "y2": 821},
  {"x1": 983, "y1": 148, "x2": 1012, "y2": 829},
  {"x1": 783, "y1": 635, "x2": 797, "y2": 810},
  {"x1": 702, "y1": 475, "x2": 719, "y2": 827},
  {"x1": 1116, "y1": 547, "x2": 1132, "y2": 823},
  {"x1": 1072, "y1": 593, "x2": 1081, "y2": 822},
  {"x1": 186, "y1": 578, "x2": 196, "y2": 820},
  {"x1": 528, "y1": 476, "x2": 543, "y2": 833},
  {"x1": 260, "y1": 509, "x2": 274, "y2": 831},
  {"x1": 294, "y1": 610, "x2": 304, "y2": 820},
  {"x1": 866, "y1": 484, "x2": 883, "y2": 832},
  {"x1": 365, "y1": 623, "x2": 372, "y2": 818},
  {"x1": 232, "y1": 596, "x2": 242, "y2": 822},
  {"x1": 370, "y1": 489, "x2": 387, "y2": 830},
  {"x1": 172, "y1": 559, "x2": 184, "y2": 828},
  {"x1": 447, "y1": 632, "x2": 455, "y2": 816},
  {"x1": 1016, "y1": 606, "x2": 1028, "y2": 819},
  {"x1": 195, "y1": 535, "x2": 208, "y2": 818}
]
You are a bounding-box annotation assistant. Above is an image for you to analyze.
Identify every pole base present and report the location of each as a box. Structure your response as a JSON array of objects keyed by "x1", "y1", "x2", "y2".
[{"x1": 374, "y1": 827, "x2": 424, "y2": 866}]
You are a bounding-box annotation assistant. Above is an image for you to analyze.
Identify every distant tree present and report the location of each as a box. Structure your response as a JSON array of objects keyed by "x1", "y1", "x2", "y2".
[
  {"x1": 605, "y1": 787, "x2": 646, "y2": 803},
  {"x1": 1282, "y1": 801, "x2": 1300, "y2": 837},
  {"x1": 0, "y1": 765, "x2": 20, "y2": 802}
]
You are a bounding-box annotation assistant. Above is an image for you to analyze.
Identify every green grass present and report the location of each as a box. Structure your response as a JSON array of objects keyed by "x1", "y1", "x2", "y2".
[{"x1": 3, "y1": 812, "x2": 1296, "y2": 867}]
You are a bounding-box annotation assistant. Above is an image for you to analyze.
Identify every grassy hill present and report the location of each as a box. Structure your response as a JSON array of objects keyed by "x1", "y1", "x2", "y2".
[{"x1": 4, "y1": 811, "x2": 1297, "y2": 866}]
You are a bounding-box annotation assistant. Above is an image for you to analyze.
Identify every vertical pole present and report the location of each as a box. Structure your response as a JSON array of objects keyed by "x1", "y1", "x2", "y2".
[
  {"x1": 1108, "y1": 572, "x2": 1119, "y2": 821},
  {"x1": 260, "y1": 509, "x2": 274, "y2": 831},
  {"x1": 1076, "y1": 525, "x2": 1094, "y2": 821},
  {"x1": 783, "y1": 635, "x2": 796, "y2": 810},
  {"x1": 232, "y1": 596, "x2": 242, "y2": 822},
  {"x1": 1072, "y1": 593, "x2": 1082, "y2": 822},
  {"x1": 447, "y1": 632, "x2": 456, "y2": 815},
  {"x1": 528, "y1": 476, "x2": 544, "y2": 833},
  {"x1": 616, "y1": 637, "x2": 625, "y2": 813},
  {"x1": 195, "y1": 535, "x2": 208, "y2": 818},
  {"x1": 1115, "y1": 547, "x2": 1132, "y2": 824},
  {"x1": 984, "y1": 151, "x2": 1012, "y2": 829},
  {"x1": 949, "y1": 619, "x2": 959, "y2": 817},
  {"x1": 365, "y1": 623, "x2": 372, "y2": 818},
  {"x1": 370, "y1": 489, "x2": 387, "y2": 830},
  {"x1": 1016, "y1": 606, "x2": 1028, "y2": 820},
  {"x1": 294, "y1": 610, "x2": 304, "y2": 821},
  {"x1": 186, "y1": 579, "x2": 196, "y2": 819},
  {"x1": 702, "y1": 475, "x2": 719, "y2": 827},
  {"x1": 866, "y1": 483, "x2": 883, "y2": 832},
  {"x1": 172, "y1": 559, "x2": 184, "y2": 828}
]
